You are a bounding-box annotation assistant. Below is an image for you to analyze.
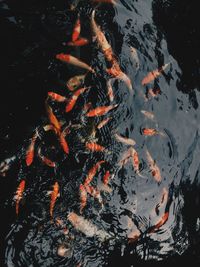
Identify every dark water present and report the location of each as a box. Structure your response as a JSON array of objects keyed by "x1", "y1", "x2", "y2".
[{"x1": 0, "y1": 0, "x2": 200, "y2": 266}]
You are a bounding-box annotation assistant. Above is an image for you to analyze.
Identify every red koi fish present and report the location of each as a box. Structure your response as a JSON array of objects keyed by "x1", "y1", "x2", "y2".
[
  {"x1": 142, "y1": 63, "x2": 170, "y2": 86},
  {"x1": 142, "y1": 128, "x2": 164, "y2": 137},
  {"x1": 25, "y1": 131, "x2": 38, "y2": 166},
  {"x1": 56, "y1": 53, "x2": 95, "y2": 73},
  {"x1": 79, "y1": 184, "x2": 87, "y2": 213},
  {"x1": 38, "y1": 147, "x2": 56, "y2": 168},
  {"x1": 66, "y1": 74, "x2": 86, "y2": 91},
  {"x1": 149, "y1": 212, "x2": 169, "y2": 234},
  {"x1": 72, "y1": 17, "x2": 81, "y2": 42},
  {"x1": 59, "y1": 132, "x2": 69, "y2": 155},
  {"x1": 67, "y1": 38, "x2": 89, "y2": 47},
  {"x1": 86, "y1": 104, "x2": 118, "y2": 117},
  {"x1": 97, "y1": 117, "x2": 111, "y2": 129},
  {"x1": 103, "y1": 170, "x2": 111, "y2": 185},
  {"x1": 15, "y1": 180, "x2": 26, "y2": 215},
  {"x1": 84, "y1": 160, "x2": 105, "y2": 186},
  {"x1": 146, "y1": 149, "x2": 162, "y2": 183},
  {"x1": 115, "y1": 133, "x2": 136, "y2": 146},
  {"x1": 50, "y1": 182, "x2": 59, "y2": 218},
  {"x1": 85, "y1": 185, "x2": 103, "y2": 204},
  {"x1": 65, "y1": 87, "x2": 89, "y2": 113},
  {"x1": 130, "y1": 147, "x2": 140, "y2": 173},
  {"x1": 85, "y1": 142, "x2": 105, "y2": 152},
  {"x1": 48, "y1": 92, "x2": 66, "y2": 102}
]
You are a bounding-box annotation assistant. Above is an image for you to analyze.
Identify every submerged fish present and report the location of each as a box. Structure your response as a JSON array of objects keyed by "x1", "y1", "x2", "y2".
[
  {"x1": 56, "y1": 53, "x2": 95, "y2": 73},
  {"x1": 141, "y1": 110, "x2": 155, "y2": 121},
  {"x1": 65, "y1": 87, "x2": 89, "y2": 113},
  {"x1": 115, "y1": 133, "x2": 136, "y2": 146},
  {"x1": 15, "y1": 180, "x2": 26, "y2": 216},
  {"x1": 79, "y1": 184, "x2": 87, "y2": 213},
  {"x1": 67, "y1": 38, "x2": 89, "y2": 47},
  {"x1": 97, "y1": 117, "x2": 111, "y2": 129},
  {"x1": 38, "y1": 147, "x2": 56, "y2": 168},
  {"x1": 50, "y1": 182, "x2": 60, "y2": 218},
  {"x1": 86, "y1": 104, "x2": 118, "y2": 117},
  {"x1": 142, "y1": 63, "x2": 170, "y2": 86},
  {"x1": 84, "y1": 161, "x2": 105, "y2": 186},
  {"x1": 142, "y1": 128, "x2": 164, "y2": 136},
  {"x1": 146, "y1": 149, "x2": 162, "y2": 183},
  {"x1": 48, "y1": 92, "x2": 67, "y2": 102},
  {"x1": 130, "y1": 46, "x2": 140, "y2": 71},
  {"x1": 85, "y1": 142, "x2": 105, "y2": 152},
  {"x1": 68, "y1": 212, "x2": 112, "y2": 241},
  {"x1": 25, "y1": 130, "x2": 39, "y2": 166},
  {"x1": 72, "y1": 17, "x2": 81, "y2": 42}
]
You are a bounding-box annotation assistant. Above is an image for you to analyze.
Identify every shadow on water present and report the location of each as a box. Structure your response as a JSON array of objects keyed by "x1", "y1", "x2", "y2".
[{"x1": 0, "y1": 0, "x2": 200, "y2": 266}]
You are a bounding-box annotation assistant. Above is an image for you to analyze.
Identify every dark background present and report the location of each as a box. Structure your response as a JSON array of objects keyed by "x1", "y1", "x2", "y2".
[{"x1": 0, "y1": 0, "x2": 199, "y2": 266}]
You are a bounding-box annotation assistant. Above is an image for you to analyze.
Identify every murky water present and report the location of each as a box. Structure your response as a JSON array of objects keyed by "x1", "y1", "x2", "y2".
[{"x1": 0, "y1": 0, "x2": 200, "y2": 266}]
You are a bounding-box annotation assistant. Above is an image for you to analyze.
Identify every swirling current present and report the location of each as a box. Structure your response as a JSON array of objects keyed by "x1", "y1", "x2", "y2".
[{"x1": 0, "y1": 0, "x2": 200, "y2": 266}]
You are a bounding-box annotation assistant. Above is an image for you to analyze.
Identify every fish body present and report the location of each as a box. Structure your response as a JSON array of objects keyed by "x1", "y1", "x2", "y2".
[
  {"x1": 146, "y1": 150, "x2": 162, "y2": 182},
  {"x1": 15, "y1": 180, "x2": 26, "y2": 215},
  {"x1": 84, "y1": 161, "x2": 105, "y2": 186},
  {"x1": 25, "y1": 131, "x2": 38, "y2": 166},
  {"x1": 79, "y1": 184, "x2": 87, "y2": 213},
  {"x1": 65, "y1": 87, "x2": 88, "y2": 113},
  {"x1": 115, "y1": 133, "x2": 136, "y2": 146},
  {"x1": 86, "y1": 104, "x2": 118, "y2": 117},
  {"x1": 50, "y1": 182, "x2": 59, "y2": 217},
  {"x1": 68, "y1": 38, "x2": 89, "y2": 47},
  {"x1": 107, "y1": 79, "x2": 115, "y2": 102},
  {"x1": 72, "y1": 17, "x2": 81, "y2": 42},
  {"x1": 66, "y1": 74, "x2": 86, "y2": 91},
  {"x1": 56, "y1": 53, "x2": 95, "y2": 73},
  {"x1": 38, "y1": 147, "x2": 56, "y2": 168},
  {"x1": 130, "y1": 147, "x2": 140, "y2": 173},
  {"x1": 142, "y1": 63, "x2": 170, "y2": 86},
  {"x1": 97, "y1": 117, "x2": 111, "y2": 129},
  {"x1": 86, "y1": 142, "x2": 105, "y2": 152},
  {"x1": 48, "y1": 92, "x2": 66, "y2": 102},
  {"x1": 68, "y1": 212, "x2": 111, "y2": 241},
  {"x1": 130, "y1": 46, "x2": 140, "y2": 70},
  {"x1": 103, "y1": 170, "x2": 111, "y2": 185},
  {"x1": 141, "y1": 110, "x2": 155, "y2": 121},
  {"x1": 85, "y1": 185, "x2": 103, "y2": 204}
]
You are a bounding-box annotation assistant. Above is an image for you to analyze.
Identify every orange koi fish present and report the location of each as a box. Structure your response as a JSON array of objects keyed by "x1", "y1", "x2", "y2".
[
  {"x1": 65, "y1": 87, "x2": 89, "y2": 113},
  {"x1": 85, "y1": 142, "x2": 105, "y2": 152},
  {"x1": 48, "y1": 92, "x2": 66, "y2": 102},
  {"x1": 66, "y1": 74, "x2": 86, "y2": 91},
  {"x1": 146, "y1": 149, "x2": 162, "y2": 183},
  {"x1": 141, "y1": 110, "x2": 155, "y2": 120},
  {"x1": 86, "y1": 104, "x2": 118, "y2": 117},
  {"x1": 142, "y1": 63, "x2": 170, "y2": 86},
  {"x1": 84, "y1": 160, "x2": 105, "y2": 186},
  {"x1": 72, "y1": 17, "x2": 81, "y2": 42},
  {"x1": 67, "y1": 212, "x2": 111, "y2": 241},
  {"x1": 103, "y1": 170, "x2": 111, "y2": 185},
  {"x1": 59, "y1": 132, "x2": 69, "y2": 155},
  {"x1": 80, "y1": 184, "x2": 87, "y2": 213},
  {"x1": 25, "y1": 131, "x2": 38, "y2": 166},
  {"x1": 15, "y1": 180, "x2": 26, "y2": 215},
  {"x1": 115, "y1": 133, "x2": 136, "y2": 146},
  {"x1": 107, "y1": 66, "x2": 133, "y2": 92},
  {"x1": 130, "y1": 147, "x2": 140, "y2": 173},
  {"x1": 107, "y1": 79, "x2": 115, "y2": 102},
  {"x1": 97, "y1": 117, "x2": 111, "y2": 129},
  {"x1": 56, "y1": 53, "x2": 95, "y2": 73},
  {"x1": 155, "y1": 187, "x2": 168, "y2": 215},
  {"x1": 85, "y1": 185, "x2": 103, "y2": 204},
  {"x1": 50, "y1": 182, "x2": 59, "y2": 218},
  {"x1": 67, "y1": 38, "x2": 89, "y2": 47},
  {"x1": 149, "y1": 212, "x2": 169, "y2": 233},
  {"x1": 46, "y1": 103, "x2": 62, "y2": 133},
  {"x1": 142, "y1": 128, "x2": 164, "y2": 137},
  {"x1": 38, "y1": 147, "x2": 56, "y2": 168}
]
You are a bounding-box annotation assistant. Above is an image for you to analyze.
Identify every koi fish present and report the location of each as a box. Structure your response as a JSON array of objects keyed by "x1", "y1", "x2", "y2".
[
  {"x1": 50, "y1": 182, "x2": 59, "y2": 218},
  {"x1": 149, "y1": 212, "x2": 169, "y2": 233},
  {"x1": 0, "y1": 155, "x2": 16, "y2": 177},
  {"x1": 56, "y1": 53, "x2": 95, "y2": 73},
  {"x1": 85, "y1": 142, "x2": 105, "y2": 152},
  {"x1": 68, "y1": 212, "x2": 112, "y2": 241},
  {"x1": 106, "y1": 66, "x2": 133, "y2": 92},
  {"x1": 130, "y1": 46, "x2": 140, "y2": 71},
  {"x1": 25, "y1": 131, "x2": 38, "y2": 166},
  {"x1": 38, "y1": 147, "x2": 56, "y2": 168},
  {"x1": 142, "y1": 128, "x2": 164, "y2": 137},
  {"x1": 86, "y1": 104, "x2": 118, "y2": 117},
  {"x1": 107, "y1": 79, "x2": 115, "y2": 102},
  {"x1": 85, "y1": 185, "x2": 103, "y2": 204},
  {"x1": 46, "y1": 103, "x2": 62, "y2": 133},
  {"x1": 103, "y1": 170, "x2": 111, "y2": 185},
  {"x1": 59, "y1": 132, "x2": 69, "y2": 155},
  {"x1": 141, "y1": 110, "x2": 155, "y2": 121},
  {"x1": 15, "y1": 180, "x2": 26, "y2": 215},
  {"x1": 48, "y1": 92, "x2": 67, "y2": 102},
  {"x1": 146, "y1": 149, "x2": 162, "y2": 183},
  {"x1": 97, "y1": 117, "x2": 111, "y2": 129},
  {"x1": 80, "y1": 184, "x2": 87, "y2": 213},
  {"x1": 141, "y1": 63, "x2": 170, "y2": 86},
  {"x1": 67, "y1": 38, "x2": 89, "y2": 47},
  {"x1": 72, "y1": 17, "x2": 81, "y2": 42},
  {"x1": 84, "y1": 160, "x2": 105, "y2": 186},
  {"x1": 130, "y1": 147, "x2": 140, "y2": 173},
  {"x1": 66, "y1": 74, "x2": 86, "y2": 91},
  {"x1": 155, "y1": 187, "x2": 168, "y2": 215},
  {"x1": 115, "y1": 133, "x2": 136, "y2": 146},
  {"x1": 65, "y1": 87, "x2": 89, "y2": 113},
  {"x1": 118, "y1": 148, "x2": 132, "y2": 167}
]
